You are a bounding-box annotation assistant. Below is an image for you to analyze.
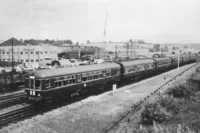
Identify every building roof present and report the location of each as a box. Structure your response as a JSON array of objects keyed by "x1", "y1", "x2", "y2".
[{"x1": 0, "y1": 38, "x2": 26, "y2": 46}]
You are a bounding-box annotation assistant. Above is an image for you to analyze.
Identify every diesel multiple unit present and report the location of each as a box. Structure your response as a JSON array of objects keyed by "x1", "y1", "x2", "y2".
[{"x1": 24, "y1": 53, "x2": 198, "y2": 103}]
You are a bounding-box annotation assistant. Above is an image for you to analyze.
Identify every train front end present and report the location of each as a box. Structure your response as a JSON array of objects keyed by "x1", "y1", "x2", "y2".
[{"x1": 24, "y1": 75, "x2": 43, "y2": 103}]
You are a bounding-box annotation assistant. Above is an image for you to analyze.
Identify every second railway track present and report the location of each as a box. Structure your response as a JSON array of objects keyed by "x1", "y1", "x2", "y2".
[
  {"x1": 0, "y1": 103, "x2": 35, "y2": 128},
  {"x1": 0, "y1": 92, "x2": 26, "y2": 109}
]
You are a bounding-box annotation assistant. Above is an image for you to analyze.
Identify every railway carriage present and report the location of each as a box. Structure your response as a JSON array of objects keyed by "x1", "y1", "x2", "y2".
[
  {"x1": 119, "y1": 59, "x2": 156, "y2": 82},
  {"x1": 181, "y1": 54, "x2": 191, "y2": 65},
  {"x1": 0, "y1": 72, "x2": 26, "y2": 92},
  {"x1": 25, "y1": 63, "x2": 121, "y2": 103},
  {"x1": 154, "y1": 57, "x2": 173, "y2": 72}
]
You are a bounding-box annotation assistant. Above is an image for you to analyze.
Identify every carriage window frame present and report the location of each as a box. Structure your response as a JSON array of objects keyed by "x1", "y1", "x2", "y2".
[
  {"x1": 46, "y1": 79, "x2": 51, "y2": 88},
  {"x1": 98, "y1": 71, "x2": 103, "y2": 78},
  {"x1": 77, "y1": 74, "x2": 81, "y2": 82},
  {"x1": 102, "y1": 70, "x2": 107, "y2": 77},
  {"x1": 87, "y1": 72, "x2": 93, "y2": 80},
  {"x1": 82, "y1": 73, "x2": 87, "y2": 82},
  {"x1": 106, "y1": 69, "x2": 111, "y2": 76}
]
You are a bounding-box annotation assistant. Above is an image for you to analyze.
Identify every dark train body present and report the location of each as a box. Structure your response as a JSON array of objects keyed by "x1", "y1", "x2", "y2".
[
  {"x1": 24, "y1": 53, "x2": 198, "y2": 104},
  {"x1": 0, "y1": 71, "x2": 28, "y2": 92}
]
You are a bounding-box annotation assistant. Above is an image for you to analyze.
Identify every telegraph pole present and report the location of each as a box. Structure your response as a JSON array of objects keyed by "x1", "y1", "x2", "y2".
[
  {"x1": 134, "y1": 40, "x2": 136, "y2": 57},
  {"x1": 11, "y1": 38, "x2": 14, "y2": 72},
  {"x1": 115, "y1": 44, "x2": 118, "y2": 60}
]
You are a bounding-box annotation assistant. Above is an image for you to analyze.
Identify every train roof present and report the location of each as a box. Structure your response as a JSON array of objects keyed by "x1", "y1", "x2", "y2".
[
  {"x1": 153, "y1": 57, "x2": 172, "y2": 61},
  {"x1": 120, "y1": 59, "x2": 154, "y2": 66},
  {"x1": 32, "y1": 62, "x2": 120, "y2": 78}
]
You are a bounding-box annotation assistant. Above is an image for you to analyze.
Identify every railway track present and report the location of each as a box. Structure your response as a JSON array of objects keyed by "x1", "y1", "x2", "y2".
[
  {"x1": 0, "y1": 103, "x2": 35, "y2": 127},
  {"x1": 102, "y1": 63, "x2": 198, "y2": 133},
  {"x1": 0, "y1": 92, "x2": 26, "y2": 109}
]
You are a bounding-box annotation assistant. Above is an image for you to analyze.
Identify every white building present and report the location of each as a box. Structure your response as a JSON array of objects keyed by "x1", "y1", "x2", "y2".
[{"x1": 0, "y1": 38, "x2": 59, "y2": 64}]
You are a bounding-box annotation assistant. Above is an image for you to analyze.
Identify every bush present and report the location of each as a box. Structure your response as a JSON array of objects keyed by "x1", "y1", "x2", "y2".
[
  {"x1": 159, "y1": 96, "x2": 181, "y2": 114},
  {"x1": 141, "y1": 103, "x2": 171, "y2": 124},
  {"x1": 167, "y1": 84, "x2": 194, "y2": 100}
]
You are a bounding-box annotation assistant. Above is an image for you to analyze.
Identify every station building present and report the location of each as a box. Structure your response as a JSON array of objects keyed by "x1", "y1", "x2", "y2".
[{"x1": 0, "y1": 38, "x2": 59, "y2": 65}]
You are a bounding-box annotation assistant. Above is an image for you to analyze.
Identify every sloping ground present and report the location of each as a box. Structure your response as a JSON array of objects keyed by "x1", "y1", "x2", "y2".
[{"x1": 0, "y1": 63, "x2": 198, "y2": 133}]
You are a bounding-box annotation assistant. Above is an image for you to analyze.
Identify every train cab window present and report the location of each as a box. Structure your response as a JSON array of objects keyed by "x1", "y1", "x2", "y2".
[
  {"x1": 35, "y1": 80, "x2": 41, "y2": 89},
  {"x1": 46, "y1": 79, "x2": 51, "y2": 88},
  {"x1": 82, "y1": 73, "x2": 87, "y2": 82}
]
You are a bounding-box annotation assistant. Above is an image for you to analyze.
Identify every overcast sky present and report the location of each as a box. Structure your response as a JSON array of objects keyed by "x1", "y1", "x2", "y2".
[{"x1": 0, "y1": 0, "x2": 199, "y2": 44}]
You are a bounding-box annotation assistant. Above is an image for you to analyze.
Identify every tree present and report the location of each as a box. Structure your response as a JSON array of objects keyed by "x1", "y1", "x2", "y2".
[
  {"x1": 75, "y1": 42, "x2": 79, "y2": 46},
  {"x1": 86, "y1": 40, "x2": 91, "y2": 44},
  {"x1": 44, "y1": 39, "x2": 50, "y2": 44},
  {"x1": 24, "y1": 39, "x2": 38, "y2": 45},
  {"x1": 153, "y1": 44, "x2": 160, "y2": 52},
  {"x1": 64, "y1": 40, "x2": 73, "y2": 44},
  {"x1": 184, "y1": 45, "x2": 188, "y2": 48}
]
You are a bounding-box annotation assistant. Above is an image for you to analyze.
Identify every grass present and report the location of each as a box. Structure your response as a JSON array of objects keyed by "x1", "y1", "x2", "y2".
[{"x1": 128, "y1": 81, "x2": 200, "y2": 133}]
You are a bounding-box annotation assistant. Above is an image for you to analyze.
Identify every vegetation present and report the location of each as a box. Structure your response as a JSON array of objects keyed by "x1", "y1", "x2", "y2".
[
  {"x1": 22, "y1": 39, "x2": 73, "y2": 46},
  {"x1": 131, "y1": 82, "x2": 200, "y2": 133}
]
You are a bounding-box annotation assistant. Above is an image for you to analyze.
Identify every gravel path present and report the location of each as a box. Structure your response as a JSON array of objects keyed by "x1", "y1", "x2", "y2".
[{"x1": 0, "y1": 63, "x2": 198, "y2": 133}]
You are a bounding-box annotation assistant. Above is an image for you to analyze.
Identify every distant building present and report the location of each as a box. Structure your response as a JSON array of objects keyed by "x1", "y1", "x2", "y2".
[{"x1": 0, "y1": 38, "x2": 59, "y2": 65}]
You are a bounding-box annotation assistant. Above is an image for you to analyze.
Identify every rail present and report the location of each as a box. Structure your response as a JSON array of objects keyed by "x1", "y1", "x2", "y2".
[
  {"x1": 0, "y1": 103, "x2": 35, "y2": 127},
  {"x1": 0, "y1": 92, "x2": 26, "y2": 109}
]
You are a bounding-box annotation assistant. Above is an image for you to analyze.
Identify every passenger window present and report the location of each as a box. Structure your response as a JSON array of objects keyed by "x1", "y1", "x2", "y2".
[
  {"x1": 82, "y1": 73, "x2": 87, "y2": 82},
  {"x1": 63, "y1": 80, "x2": 67, "y2": 86},
  {"x1": 87, "y1": 72, "x2": 93, "y2": 80},
  {"x1": 70, "y1": 79, "x2": 75, "y2": 84},
  {"x1": 102, "y1": 71, "x2": 106, "y2": 77},
  {"x1": 106, "y1": 69, "x2": 111, "y2": 76},
  {"x1": 46, "y1": 79, "x2": 51, "y2": 88},
  {"x1": 77, "y1": 74, "x2": 81, "y2": 82}
]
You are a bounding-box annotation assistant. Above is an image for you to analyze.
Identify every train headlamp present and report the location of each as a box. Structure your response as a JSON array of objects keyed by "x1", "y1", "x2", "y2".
[
  {"x1": 29, "y1": 76, "x2": 35, "y2": 79},
  {"x1": 32, "y1": 91, "x2": 35, "y2": 96}
]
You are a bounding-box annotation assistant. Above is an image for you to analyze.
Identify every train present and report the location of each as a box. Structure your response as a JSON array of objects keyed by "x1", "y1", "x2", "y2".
[
  {"x1": 0, "y1": 71, "x2": 28, "y2": 93},
  {"x1": 24, "y1": 53, "x2": 198, "y2": 104}
]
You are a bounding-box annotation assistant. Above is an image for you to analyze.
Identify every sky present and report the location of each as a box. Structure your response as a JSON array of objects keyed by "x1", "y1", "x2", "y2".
[{"x1": 0, "y1": 0, "x2": 200, "y2": 44}]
